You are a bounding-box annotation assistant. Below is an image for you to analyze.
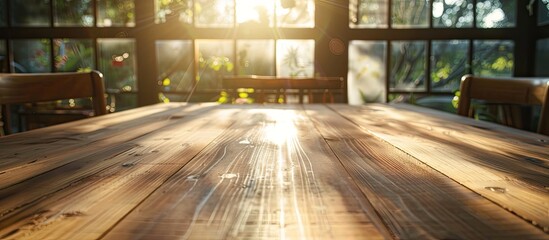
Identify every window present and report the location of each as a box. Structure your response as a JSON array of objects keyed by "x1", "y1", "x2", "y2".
[
  {"x1": 348, "y1": 41, "x2": 387, "y2": 104},
  {"x1": 430, "y1": 40, "x2": 469, "y2": 92},
  {"x1": 535, "y1": 38, "x2": 549, "y2": 77},
  {"x1": 54, "y1": 39, "x2": 95, "y2": 72},
  {"x1": 432, "y1": 0, "x2": 473, "y2": 28},
  {"x1": 53, "y1": 0, "x2": 94, "y2": 27},
  {"x1": 11, "y1": 0, "x2": 51, "y2": 27},
  {"x1": 392, "y1": 0, "x2": 429, "y2": 28},
  {"x1": 11, "y1": 39, "x2": 51, "y2": 73},
  {"x1": 350, "y1": 0, "x2": 516, "y2": 28},
  {"x1": 97, "y1": 38, "x2": 137, "y2": 111},
  {"x1": 476, "y1": 0, "x2": 516, "y2": 28},
  {"x1": 349, "y1": 0, "x2": 388, "y2": 28},
  {"x1": 0, "y1": 39, "x2": 7, "y2": 72},
  {"x1": 276, "y1": 40, "x2": 314, "y2": 77},
  {"x1": 0, "y1": 0, "x2": 530, "y2": 111},
  {"x1": 236, "y1": 40, "x2": 275, "y2": 75},
  {"x1": 539, "y1": 0, "x2": 549, "y2": 26},
  {"x1": 472, "y1": 40, "x2": 514, "y2": 77},
  {"x1": 0, "y1": 0, "x2": 6, "y2": 27},
  {"x1": 156, "y1": 40, "x2": 194, "y2": 97},
  {"x1": 390, "y1": 41, "x2": 427, "y2": 91},
  {"x1": 97, "y1": 0, "x2": 135, "y2": 27}
]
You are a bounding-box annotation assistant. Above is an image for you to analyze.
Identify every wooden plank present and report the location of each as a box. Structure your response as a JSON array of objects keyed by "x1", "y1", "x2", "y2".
[
  {"x1": 103, "y1": 105, "x2": 390, "y2": 239},
  {"x1": 304, "y1": 104, "x2": 547, "y2": 239},
  {"x1": 0, "y1": 103, "x2": 214, "y2": 189},
  {"x1": 328, "y1": 103, "x2": 549, "y2": 232},
  {"x1": 0, "y1": 104, "x2": 240, "y2": 239}
]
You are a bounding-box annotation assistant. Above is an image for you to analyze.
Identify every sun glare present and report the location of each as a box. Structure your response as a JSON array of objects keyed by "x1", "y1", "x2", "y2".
[{"x1": 236, "y1": 0, "x2": 275, "y2": 25}]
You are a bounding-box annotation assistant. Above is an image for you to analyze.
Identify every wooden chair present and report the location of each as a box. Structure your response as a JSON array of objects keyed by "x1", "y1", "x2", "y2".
[
  {"x1": 0, "y1": 70, "x2": 107, "y2": 135},
  {"x1": 457, "y1": 74, "x2": 549, "y2": 135},
  {"x1": 223, "y1": 75, "x2": 344, "y2": 104}
]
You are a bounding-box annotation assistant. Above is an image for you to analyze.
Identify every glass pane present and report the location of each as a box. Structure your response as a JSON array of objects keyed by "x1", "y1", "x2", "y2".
[
  {"x1": 196, "y1": 40, "x2": 234, "y2": 90},
  {"x1": 54, "y1": 39, "x2": 95, "y2": 72},
  {"x1": 237, "y1": 40, "x2": 275, "y2": 75},
  {"x1": 431, "y1": 40, "x2": 469, "y2": 92},
  {"x1": 236, "y1": 0, "x2": 274, "y2": 27},
  {"x1": 535, "y1": 38, "x2": 549, "y2": 76},
  {"x1": 195, "y1": 0, "x2": 234, "y2": 28},
  {"x1": 98, "y1": 39, "x2": 137, "y2": 111},
  {"x1": 156, "y1": 40, "x2": 194, "y2": 95},
  {"x1": 276, "y1": 0, "x2": 314, "y2": 28},
  {"x1": 349, "y1": 0, "x2": 388, "y2": 28},
  {"x1": 390, "y1": 41, "x2": 427, "y2": 91},
  {"x1": 54, "y1": 0, "x2": 94, "y2": 26},
  {"x1": 98, "y1": 38, "x2": 137, "y2": 91},
  {"x1": 348, "y1": 41, "x2": 387, "y2": 104},
  {"x1": 276, "y1": 39, "x2": 314, "y2": 77},
  {"x1": 11, "y1": 39, "x2": 51, "y2": 73},
  {"x1": 11, "y1": 0, "x2": 51, "y2": 27},
  {"x1": 155, "y1": 0, "x2": 192, "y2": 24},
  {"x1": 432, "y1": 0, "x2": 473, "y2": 28},
  {"x1": 97, "y1": 0, "x2": 135, "y2": 27},
  {"x1": 0, "y1": 0, "x2": 6, "y2": 27},
  {"x1": 476, "y1": 0, "x2": 516, "y2": 28},
  {"x1": 391, "y1": 0, "x2": 429, "y2": 28},
  {"x1": 0, "y1": 40, "x2": 7, "y2": 72},
  {"x1": 539, "y1": 0, "x2": 549, "y2": 26},
  {"x1": 473, "y1": 40, "x2": 514, "y2": 77}
]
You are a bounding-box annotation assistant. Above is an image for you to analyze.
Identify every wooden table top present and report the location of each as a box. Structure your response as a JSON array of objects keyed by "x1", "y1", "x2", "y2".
[{"x1": 0, "y1": 103, "x2": 547, "y2": 239}]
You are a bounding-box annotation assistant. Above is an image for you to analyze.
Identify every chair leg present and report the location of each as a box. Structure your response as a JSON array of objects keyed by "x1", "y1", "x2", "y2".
[{"x1": 322, "y1": 90, "x2": 334, "y2": 103}]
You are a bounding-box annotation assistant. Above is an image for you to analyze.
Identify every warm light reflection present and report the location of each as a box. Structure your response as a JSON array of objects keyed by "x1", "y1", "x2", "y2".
[
  {"x1": 264, "y1": 116, "x2": 297, "y2": 146},
  {"x1": 262, "y1": 110, "x2": 300, "y2": 239}
]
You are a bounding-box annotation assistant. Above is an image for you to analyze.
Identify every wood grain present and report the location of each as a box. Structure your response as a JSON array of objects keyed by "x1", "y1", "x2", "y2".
[
  {"x1": 0, "y1": 104, "x2": 238, "y2": 239},
  {"x1": 328, "y1": 103, "x2": 549, "y2": 232},
  {"x1": 0, "y1": 103, "x2": 546, "y2": 239},
  {"x1": 304, "y1": 104, "x2": 547, "y2": 239},
  {"x1": 103, "y1": 105, "x2": 390, "y2": 239}
]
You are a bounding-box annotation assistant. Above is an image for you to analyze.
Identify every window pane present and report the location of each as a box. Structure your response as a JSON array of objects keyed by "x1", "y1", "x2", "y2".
[
  {"x1": 54, "y1": 39, "x2": 95, "y2": 72},
  {"x1": 0, "y1": 40, "x2": 7, "y2": 72},
  {"x1": 236, "y1": 0, "x2": 274, "y2": 27},
  {"x1": 97, "y1": 0, "x2": 135, "y2": 27},
  {"x1": 195, "y1": 0, "x2": 234, "y2": 28},
  {"x1": 276, "y1": 40, "x2": 314, "y2": 77},
  {"x1": 390, "y1": 41, "x2": 427, "y2": 91},
  {"x1": 11, "y1": 0, "x2": 51, "y2": 27},
  {"x1": 98, "y1": 39, "x2": 137, "y2": 111},
  {"x1": 348, "y1": 41, "x2": 387, "y2": 104},
  {"x1": 539, "y1": 0, "x2": 549, "y2": 26},
  {"x1": 54, "y1": 0, "x2": 94, "y2": 26},
  {"x1": 276, "y1": 0, "x2": 314, "y2": 28},
  {"x1": 476, "y1": 0, "x2": 516, "y2": 28},
  {"x1": 98, "y1": 39, "x2": 137, "y2": 91},
  {"x1": 156, "y1": 40, "x2": 194, "y2": 95},
  {"x1": 237, "y1": 40, "x2": 275, "y2": 75},
  {"x1": 391, "y1": 0, "x2": 429, "y2": 28},
  {"x1": 196, "y1": 40, "x2": 234, "y2": 90},
  {"x1": 349, "y1": 0, "x2": 388, "y2": 28},
  {"x1": 473, "y1": 40, "x2": 514, "y2": 77},
  {"x1": 432, "y1": 0, "x2": 473, "y2": 28},
  {"x1": 535, "y1": 38, "x2": 549, "y2": 76},
  {"x1": 11, "y1": 39, "x2": 51, "y2": 73},
  {"x1": 0, "y1": 0, "x2": 6, "y2": 27},
  {"x1": 155, "y1": 0, "x2": 192, "y2": 24},
  {"x1": 431, "y1": 40, "x2": 469, "y2": 92}
]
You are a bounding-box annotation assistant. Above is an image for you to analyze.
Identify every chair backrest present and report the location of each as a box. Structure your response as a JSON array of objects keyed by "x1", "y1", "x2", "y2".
[
  {"x1": 223, "y1": 75, "x2": 344, "y2": 103},
  {"x1": 0, "y1": 70, "x2": 107, "y2": 134},
  {"x1": 457, "y1": 74, "x2": 549, "y2": 135}
]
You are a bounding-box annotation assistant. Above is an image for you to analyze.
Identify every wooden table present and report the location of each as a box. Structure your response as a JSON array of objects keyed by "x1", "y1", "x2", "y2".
[{"x1": 0, "y1": 103, "x2": 547, "y2": 239}]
